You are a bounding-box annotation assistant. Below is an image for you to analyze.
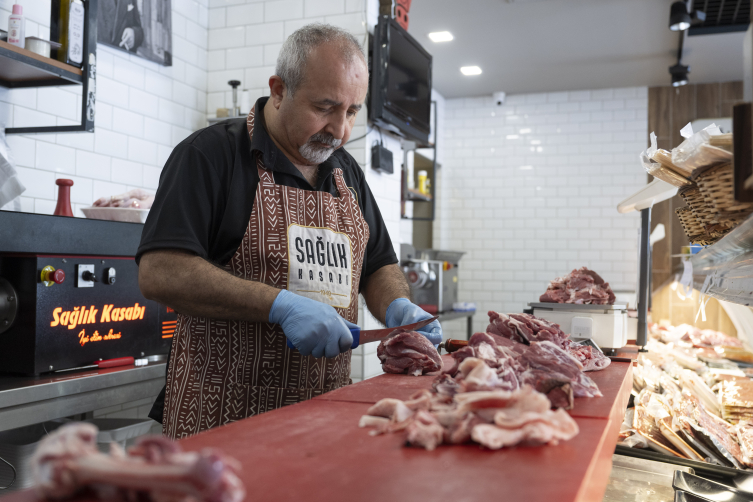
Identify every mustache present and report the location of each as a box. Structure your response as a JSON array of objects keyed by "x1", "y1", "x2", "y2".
[{"x1": 306, "y1": 133, "x2": 342, "y2": 148}]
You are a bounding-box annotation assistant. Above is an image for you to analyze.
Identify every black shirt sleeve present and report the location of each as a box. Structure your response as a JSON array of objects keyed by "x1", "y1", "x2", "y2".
[{"x1": 136, "y1": 142, "x2": 224, "y2": 264}]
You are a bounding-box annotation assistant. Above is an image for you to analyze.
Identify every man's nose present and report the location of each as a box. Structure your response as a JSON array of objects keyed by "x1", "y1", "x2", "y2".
[{"x1": 325, "y1": 111, "x2": 348, "y2": 141}]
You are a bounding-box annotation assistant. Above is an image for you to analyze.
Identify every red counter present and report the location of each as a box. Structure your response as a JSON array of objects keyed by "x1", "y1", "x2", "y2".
[{"x1": 1, "y1": 355, "x2": 632, "y2": 502}]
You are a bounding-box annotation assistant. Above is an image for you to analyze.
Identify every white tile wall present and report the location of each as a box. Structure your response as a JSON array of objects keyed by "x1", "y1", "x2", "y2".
[
  {"x1": 205, "y1": 0, "x2": 367, "y2": 117},
  {"x1": 434, "y1": 87, "x2": 648, "y2": 340},
  {"x1": 0, "y1": 0, "x2": 210, "y2": 216}
]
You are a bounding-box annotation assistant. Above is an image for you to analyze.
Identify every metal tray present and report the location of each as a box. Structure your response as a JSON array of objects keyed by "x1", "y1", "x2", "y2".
[{"x1": 615, "y1": 445, "x2": 745, "y2": 482}]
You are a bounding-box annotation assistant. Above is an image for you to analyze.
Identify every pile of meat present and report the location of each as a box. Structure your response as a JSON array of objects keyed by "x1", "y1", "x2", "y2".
[
  {"x1": 377, "y1": 331, "x2": 443, "y2": 376},
  {"x1": 539, "y1": 267, "x2": 616, "y2": 305},
  {"x1": 32, "y1": 422, "x2": 245, "y2": 502},
  {"x1": 683, "y1": 326, "x2": 742, "y2": 348},
  {"x1": 360, "y1": 383, "x2": 579, "y2": 451},
  {"x1": 449, "y1": 312, "x2": 608, "y2": 409},
  {"x1": 362, "y1": 312, "x2": 611, "y2": 450},
  {"x1": 93, "y1": 188, "x2": 155, "y2": 209}
]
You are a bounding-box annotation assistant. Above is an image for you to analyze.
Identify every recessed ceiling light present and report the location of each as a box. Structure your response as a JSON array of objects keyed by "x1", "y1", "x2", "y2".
[
  {"x1": 519, "y1": 128, "x2": 531, "y2": 134},
  {"x1": 428, "y1": 31, "x2": 453, "y2": 43},
  {"x1": 519, "y1": 165, "x2": 533, "y2": 170},
  {"x1": 506, "y1": 134, "x2": 519, "y2": 140},
  {"x1": 460, "y1": 66, "x2": 482, "y2": 76}
]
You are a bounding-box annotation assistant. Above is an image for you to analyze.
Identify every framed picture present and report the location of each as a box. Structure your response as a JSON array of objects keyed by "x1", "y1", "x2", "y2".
[{"x1": 97, "y1": 0, "x2": 172, "y2": 66}]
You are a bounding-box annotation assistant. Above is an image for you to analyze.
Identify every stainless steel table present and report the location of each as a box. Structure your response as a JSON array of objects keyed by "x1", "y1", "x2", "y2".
[{"x1": 0, "y1": 363, "x2": 165, "y2": 433}]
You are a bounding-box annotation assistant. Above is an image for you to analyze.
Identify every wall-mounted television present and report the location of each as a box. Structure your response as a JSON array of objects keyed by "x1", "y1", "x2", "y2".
[{"x1": 369, "y1": 15, "x2": 433, "y2": 145}]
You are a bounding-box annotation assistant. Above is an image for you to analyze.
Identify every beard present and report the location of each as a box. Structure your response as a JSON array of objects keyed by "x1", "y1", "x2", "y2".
[{"x1": 299, "y1": 132, "x2": 342, "y2": 164}]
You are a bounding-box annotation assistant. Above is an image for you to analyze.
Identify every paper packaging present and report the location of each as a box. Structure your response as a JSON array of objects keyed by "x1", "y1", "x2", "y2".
[
  {"x1": 672, "y1": 123, "x2": 733, "y2": 174},
  {"x1": 639, "y1": 132, "x2": 692, "y2": 187},
  {"x1": 0, "y1": 129, "x2": 27, "y2": 211}
]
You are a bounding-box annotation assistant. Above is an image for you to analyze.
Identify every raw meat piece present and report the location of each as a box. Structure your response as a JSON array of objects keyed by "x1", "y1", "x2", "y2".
[
  {"x1": 361, "y1": 384, "x2": 579, "y2": 451},
  {"x1": 433, "y1": 374, "x2": 462, "y2": 397},
  {"x1": 735, "y1": 422, "x2": 753, "y2": 467},
  {"x1": 518, "y1": 341, "x2": 602, "y2": 399},
  {"x1": 406, "y1": 411, "x2": 445, "y2": 451},
  {"x1": 488, "y1": 312, "x2": 570, "y2": 349},
  {"x1": 404, "y1": 389, "x2": 433, "y2": 411},
  {"x1": 377, "y1": 331, "x2": 443, "y2": 376},
  {"x1": 694, "y1": 329, "x2": 743, "y2": 348},
  {"x1": 471, "y1": 407, "x2": 579, "y2": 450},
  {"x1": 539, "y1": 289, "x2": 570, "y2": 303},
  {"x1": 691, "y1": 398, "x2": 746, "y2": 467},
  {"x1": 539, "y1": 267, "x2": 616, "y2": 305},
  {"x1": 444, "y1": 413, "x2": 484, "y2": 444},
  {"x1": 488, "y1": 311, "x2": 532, "y2": 344},
  {"x1": 359, "y1": 416, "x2": 389, "y2": 428},
  {"x1": 365, "y1": 398, "x2": 413, "y2": 422},
  {"x1": 516, "y1": 369, "x2": 574, "y2": 409},
  {"x1": 567, "y1": 343, "x2": 611, "y2": 372},
  {"x1": 32, "y1": 422, "x2": 245, "y2": 502},
  {"x1": 454, "y1": 390, "x2": 519, "y2": 413},
  {"x1": 93, "y1": 188, "x2": 155, "y2": 209}
]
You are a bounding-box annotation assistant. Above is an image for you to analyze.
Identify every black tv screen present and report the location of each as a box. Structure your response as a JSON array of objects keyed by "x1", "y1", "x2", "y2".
[{"x1": 370, "y1": 16, "x2": 432, "y2": 144}]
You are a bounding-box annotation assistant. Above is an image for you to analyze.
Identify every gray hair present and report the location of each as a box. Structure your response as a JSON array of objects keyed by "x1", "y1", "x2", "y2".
[{"x1": 276, "y1": 23, "x2": 366, "y2": 97}]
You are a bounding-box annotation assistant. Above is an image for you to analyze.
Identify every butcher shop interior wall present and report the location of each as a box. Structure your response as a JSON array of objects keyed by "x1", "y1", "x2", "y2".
[
  {"x1": 434, "y1": 88, "x2": 648, "y2": 340},
  {"x1": 0, "y1": 0, "x2": 209, "y2": 216}
]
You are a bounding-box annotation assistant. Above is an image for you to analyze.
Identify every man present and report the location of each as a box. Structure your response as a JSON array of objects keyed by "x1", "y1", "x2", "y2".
[
  {"x1": 137, "y1": 24, "x2": 441, "y2": 440},
  {"x1": 98, "y1": 0, "x2": 143, "y2": 53}
]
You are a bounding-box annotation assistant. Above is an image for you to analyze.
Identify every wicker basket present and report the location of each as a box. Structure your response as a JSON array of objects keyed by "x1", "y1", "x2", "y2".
[
  {"x1": 679, "y1": 184, "x2": 717, "y2": 225},
  {"x1": 695, "y1": 163, "x2": 753, "y2": 224},
  {"x1": 675, "y1": 206, "x2": 716, "y2": 245}
]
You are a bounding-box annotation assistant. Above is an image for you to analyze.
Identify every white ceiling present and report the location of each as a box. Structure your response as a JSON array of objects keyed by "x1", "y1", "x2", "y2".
[{"x1": 408, "y1": 0, "x2": 746, "y2": 98}]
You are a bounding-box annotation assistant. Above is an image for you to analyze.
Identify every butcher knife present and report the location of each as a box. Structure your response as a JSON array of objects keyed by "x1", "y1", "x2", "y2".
[
  {"x1": 285, "y1": 316, "x2": 438, "y2": 351},
  {"x1": 54, "y1": 357, "x2": 136, "y2": 373}
]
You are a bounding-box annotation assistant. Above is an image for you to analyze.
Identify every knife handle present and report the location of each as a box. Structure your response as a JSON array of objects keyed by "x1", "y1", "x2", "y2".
[
  {"x1": 350, "y1": 327, "x2": 360, "y2": 349},
  {"x1": 444, "y1": 339, "x2": 468, "y2": 353},
  {"x1": 285, "y1": 328, "x2": 361, "y2": 351}
]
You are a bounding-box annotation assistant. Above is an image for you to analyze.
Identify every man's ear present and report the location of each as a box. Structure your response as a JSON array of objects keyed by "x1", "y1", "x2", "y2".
[{"x1": 268, "y1": 76, "x2": 286, "y2": 109}]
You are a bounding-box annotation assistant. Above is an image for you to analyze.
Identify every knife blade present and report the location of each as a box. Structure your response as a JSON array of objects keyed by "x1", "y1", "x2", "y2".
[
  {"x1": 285, "y1": 316, "x2": 438, "y2": 351},
  {"x1": 354, "y1": 316, "x2": 438, "y2": 347}
]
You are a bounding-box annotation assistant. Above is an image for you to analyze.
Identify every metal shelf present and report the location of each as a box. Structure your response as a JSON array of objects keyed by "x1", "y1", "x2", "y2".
[
  {"x1": 405, "y1": 188, "x2": 432, "y2": 201},
  {"x1": 691, "y1": 213, "x2": 753, "y2": 306},
  {"x1": 2, "y1": 0, "x2": 97, "y2": 135},
  {"x1": 0, "y1": 40, "x2": 82, "y2": 88}
]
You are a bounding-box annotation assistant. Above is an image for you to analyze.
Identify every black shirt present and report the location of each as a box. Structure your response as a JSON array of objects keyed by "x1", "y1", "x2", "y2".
[{"x1": 137, "y1": 97, "x2": 398, "y2": 286}]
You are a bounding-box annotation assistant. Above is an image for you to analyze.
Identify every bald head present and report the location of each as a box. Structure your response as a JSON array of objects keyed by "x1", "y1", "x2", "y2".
[{"x1": 275, "y1": 23, "x2": 367, "y2": 97}]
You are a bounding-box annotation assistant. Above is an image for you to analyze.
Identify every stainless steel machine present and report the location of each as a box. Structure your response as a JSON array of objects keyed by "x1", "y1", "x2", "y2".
[{"x1": 400, "y1": 244, "x2": 465, "y2": 314}]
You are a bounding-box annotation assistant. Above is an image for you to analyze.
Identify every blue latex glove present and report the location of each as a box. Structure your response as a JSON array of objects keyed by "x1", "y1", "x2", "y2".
[
  {"x1": 269, "y1": 289, "x2": 356, "y2": 358},
  {"x1": 385, "y1": 298, "x2": 442, "y2": 346}
]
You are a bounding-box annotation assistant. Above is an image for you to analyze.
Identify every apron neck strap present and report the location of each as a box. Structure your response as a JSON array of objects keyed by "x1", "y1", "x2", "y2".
[{"x1": 247, "y1": 107, "x2": 350, "y2": 197}]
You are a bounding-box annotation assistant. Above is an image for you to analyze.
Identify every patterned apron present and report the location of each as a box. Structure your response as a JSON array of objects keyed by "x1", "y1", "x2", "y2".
[{"x1": 163, "y1": 110, "x2": 370, "y2": 439}]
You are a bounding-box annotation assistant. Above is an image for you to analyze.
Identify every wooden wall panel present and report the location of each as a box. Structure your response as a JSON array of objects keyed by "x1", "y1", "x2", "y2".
[
  {"x1": 721, "y1": 81, "x2": 744, "y2": 117},
  {"x1": 696, "y1": 83, "x2": 721, "y2": 119},
  {"x1": 671, "y1": 86, "x2": 696, "y2": 148},
  {"x1": 648, "y1": 81, "x2": 742, "y2": 294}
]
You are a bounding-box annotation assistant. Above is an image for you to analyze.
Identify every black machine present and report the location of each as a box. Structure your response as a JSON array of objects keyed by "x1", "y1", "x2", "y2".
[
  {"x1": 0, "y1": 211, "x2": 174, "y2": 375},
  {"x1": 369, "y1": 15, "x2": 433, "y2": 145}
]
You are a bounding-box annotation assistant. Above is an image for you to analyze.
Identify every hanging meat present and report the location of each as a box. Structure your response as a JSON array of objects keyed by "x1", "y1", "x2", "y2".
[
  {"x1": 539, "y1": 267, "x2": 616, "y2": 305},
  {"x1": 377, "y1": 331, "x2": 443, "y2": 376}
]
